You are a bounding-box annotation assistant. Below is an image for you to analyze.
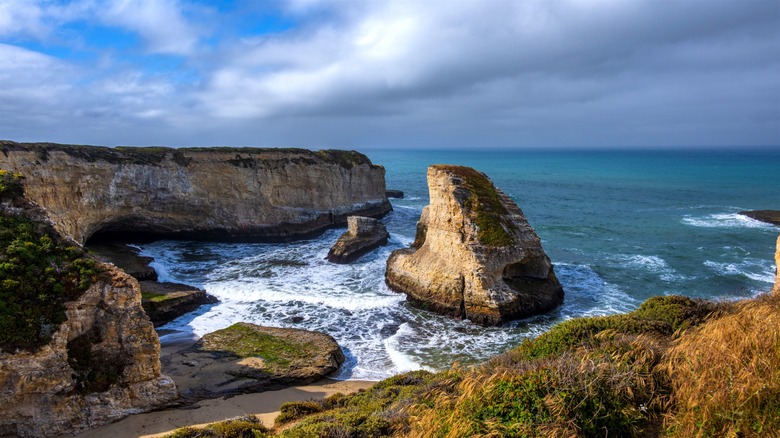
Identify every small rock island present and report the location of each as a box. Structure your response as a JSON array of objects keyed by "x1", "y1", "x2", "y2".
[
  {"x1": 386, "y1": 165, "x2": 564, "y2": 326},
  {"x1": 327, "y1": 216, "x2": 390, "y2": 263}
]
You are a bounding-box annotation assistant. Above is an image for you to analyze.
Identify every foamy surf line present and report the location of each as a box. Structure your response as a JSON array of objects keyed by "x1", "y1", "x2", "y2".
[{"x1": 682, "y1": 212, "x2": 774, "y2": 229}]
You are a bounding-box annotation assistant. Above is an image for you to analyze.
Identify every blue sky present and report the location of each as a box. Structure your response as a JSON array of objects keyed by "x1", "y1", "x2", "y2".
[{"x1": 0, "y1": 0, "x2": 779, "y2": 149}]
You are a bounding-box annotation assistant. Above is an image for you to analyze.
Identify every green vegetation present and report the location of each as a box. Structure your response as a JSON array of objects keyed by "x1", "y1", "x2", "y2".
[
  {"x1": 165, "y1": 292, "x2": 780, "y2": 437},
  {"x1": 434, "y1": 165, "x2": 516, "y2": 247},
  {"x1": 316, "y1": 149, "x2": 372, "y2": 169},
  {"x1": 0, "y1": 170, "x2": 24, "y2": 198},
  {"x1": 141, "y1": 291, "x2": 174, "y2": 303},
  {"x1": 164, "y1": 416, "x2": 270, "y2": 438},
  {"x1": 0, "y1": 140, "x2": 375, "y2": 170},
  {"x1": 201, "y1": 323, "x2": 313, "y2": 369},
  {"x1": 0, "y1": 176, "x2": 100, "y2": 351}
]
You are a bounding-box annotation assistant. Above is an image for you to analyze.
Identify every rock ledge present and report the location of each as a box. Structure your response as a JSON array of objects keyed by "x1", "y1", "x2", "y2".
[
  {"x1": 162, "y1": 323, "x2": 344, "y2": 401},
  {"x1": 327, "y1": 216, "x2": 389, "y2": 263}
]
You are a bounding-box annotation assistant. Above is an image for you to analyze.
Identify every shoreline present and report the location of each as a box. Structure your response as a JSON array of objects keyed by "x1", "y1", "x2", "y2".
[{"x1": 70, "y1": 377, "x2": 375, "y2": 438}]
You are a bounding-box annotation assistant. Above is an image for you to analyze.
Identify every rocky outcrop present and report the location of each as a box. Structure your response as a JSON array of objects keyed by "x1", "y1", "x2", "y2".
[
  {"x1": 86, "y1": 241, "x2": 158, "y2": 281},
  {"x1": 0, "y1": 263, "x2": 177, "y2": 437},
  {"x1": 139, "y1": 281, "x2": 218, "y2": 327},
  {"x1": 0, "y1": 141, "x2": 391, "y2": 244},
  {"x1": 162, "y1": 323, "x2": 344, "y2": 401},
  {"x1": 386, "y1": 190, "x2": 404, "y2": 198},
  {"x1": 385, "y1": 165, "x2": 563, "y2": 326},
  {"x1": 739, "y1": 210, "x2": 780, "y2": 226},
  {"x1": 327, "y1": 216, "x2": 389, "y2": 263}
]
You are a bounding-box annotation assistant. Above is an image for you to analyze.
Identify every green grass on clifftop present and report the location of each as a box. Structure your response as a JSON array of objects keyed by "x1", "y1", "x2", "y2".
[
  {"x1": 434, "y1": 165, "x2": 516, "y2": 247},
  {"x1": 0, "y1": 173, "x2": 100, "y2": 352}
]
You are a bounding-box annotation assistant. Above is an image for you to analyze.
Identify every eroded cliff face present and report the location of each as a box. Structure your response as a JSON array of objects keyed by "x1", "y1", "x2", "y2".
[
  {"x1": 0, "y1": 263, "x2": 177, "y2": 437},
  {"x1": 0, "y1": 141, "x2": 391, "y2": 244},
  {"x1": 385, "y1": 165, "x2": 563, "y2": 326}
]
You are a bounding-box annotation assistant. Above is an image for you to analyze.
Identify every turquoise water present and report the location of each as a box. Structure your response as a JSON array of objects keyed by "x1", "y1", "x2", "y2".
[{"x1": 144, "y1": 148, "x2": 780, "y2": 380}]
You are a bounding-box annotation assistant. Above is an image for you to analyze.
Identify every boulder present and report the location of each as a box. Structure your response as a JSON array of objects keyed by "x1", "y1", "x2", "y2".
[
  {"x1": 386, "y1": 189, "x2": 405, "y2": 198},
  {"x1": 161, "y1": 323, "x2": 344, "y2": 401},
  {"x1": 385, "y1": 165, "x2": 564, "y2": 326},
  {"x1": 139, "y1": 281, "x2": 218, "y2": 327},
  {"x1": 327, "y1": 216, "x2": 389, "y2": 263}
]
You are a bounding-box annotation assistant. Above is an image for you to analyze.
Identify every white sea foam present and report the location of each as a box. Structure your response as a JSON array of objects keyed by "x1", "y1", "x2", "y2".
[
  {"x1": 682, "y1": 213, "x2": 774, "y2": 229},
  {"x1": 703, "y1": 259, "x2": 775, "y2": 284},
  {"x1": 614, "y1": 254, "x2": 686, "y2": 282},
  {"x1": 384, "y1": 323, "x2": 430, "y2": 373}
]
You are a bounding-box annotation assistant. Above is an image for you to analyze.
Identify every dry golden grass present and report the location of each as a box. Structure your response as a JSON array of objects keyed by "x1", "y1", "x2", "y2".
[{"x1": 663, "y1": 293, "x2": 780, "y2": 437}]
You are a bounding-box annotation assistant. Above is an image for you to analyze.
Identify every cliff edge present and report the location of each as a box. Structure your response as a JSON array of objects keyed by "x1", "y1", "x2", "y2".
[
  {"x1": 385, "y1": 165, "x2": 563, "y2": 326},
  {"x1": 0, "y1": 172, "x2": 176, "y2": 437},
  {"x1": 0, "y1": 141, "x2": 391, "y2": 244}
]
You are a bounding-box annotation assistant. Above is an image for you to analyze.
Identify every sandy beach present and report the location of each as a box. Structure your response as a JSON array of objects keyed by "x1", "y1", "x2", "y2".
[{"x1": 71, "y1": 377, "x2": 375, "y2": 438}]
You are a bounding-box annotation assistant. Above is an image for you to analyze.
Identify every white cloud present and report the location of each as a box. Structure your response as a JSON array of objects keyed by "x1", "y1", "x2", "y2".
[
  {"x1": 98, "y1": 0, "x2": 199, "y2": 55},
  {"x1": 0, "y1": 0, "x2": 48, "y2": 39}
]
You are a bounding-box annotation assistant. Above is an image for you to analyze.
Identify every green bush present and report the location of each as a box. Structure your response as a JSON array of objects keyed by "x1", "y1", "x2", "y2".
[{"x1": 0, "y1": 214, "x2": 99, "y2": 352}]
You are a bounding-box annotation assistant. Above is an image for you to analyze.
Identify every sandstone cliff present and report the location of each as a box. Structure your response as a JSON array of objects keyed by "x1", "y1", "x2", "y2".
[
  {"x1": 0, "y1": 141, "x2": 391, "y2": 244},
  {"x1": 385, "y1": 165, "x2": 563, "y2": 326},
  {"x1": 0, "y1": 175, "x2": 176, "y2": 437}
]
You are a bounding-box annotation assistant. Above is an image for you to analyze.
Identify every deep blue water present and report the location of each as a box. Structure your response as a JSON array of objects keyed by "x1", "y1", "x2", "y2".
[{"x1": 143, "y1": 148, "x2": 780, "y2": 380}]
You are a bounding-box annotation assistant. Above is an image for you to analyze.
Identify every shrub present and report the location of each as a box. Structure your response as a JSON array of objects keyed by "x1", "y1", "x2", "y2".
[{"x1": 0, "y1": 214, "x2": 99, "y2": 351}]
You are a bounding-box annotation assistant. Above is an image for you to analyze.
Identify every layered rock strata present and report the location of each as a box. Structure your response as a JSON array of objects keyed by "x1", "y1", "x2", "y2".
[
  {"x1": 139, "y1": 281, "x2": 218, "y2": 327},
  {"x1": 327, "y1": 216, "x2": 389, "y2": 263},
  {"x1": 0, "y1": 141, "x2": 391, "y2": 244},
  {"x1": 162, "y1": 323, "x2": 344, "y2": 401},
  {"x1": 0, "y1": 262, "x2": 177, "y2": 437},
  {"x1": 385, "y1": 165, "x2": 564, "y2": 326}
]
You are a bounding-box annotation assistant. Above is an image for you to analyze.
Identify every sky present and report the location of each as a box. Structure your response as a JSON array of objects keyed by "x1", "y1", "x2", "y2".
[{"x1": 0, "y1": 0, "x2": 779, "y2": 149}]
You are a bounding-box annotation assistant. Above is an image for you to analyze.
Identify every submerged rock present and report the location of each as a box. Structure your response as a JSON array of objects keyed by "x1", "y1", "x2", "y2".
[
  {"x1": 140, "y1": 281, "x2": 218, "y2": 327},
  {"x1": 385, "y1": 165, "x2": 564, "y2": 326},
  {"x1": 327, "y1": 216, "x2": 389, "y2": 263},
  {"x1": 739, "y1": 210, "x2": 780, "y2": 226},
  {"x1": 386, "y1": 189, "x2": 405, "y2": 198},
  {"x1": 162, "y1": 323, "x2": 344, "y2": 401}
]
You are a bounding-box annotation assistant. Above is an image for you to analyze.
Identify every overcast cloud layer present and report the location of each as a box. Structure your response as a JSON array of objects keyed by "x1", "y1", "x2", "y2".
[{"x1": 1, "y1": 0, "x2": 778, "y2": 149}]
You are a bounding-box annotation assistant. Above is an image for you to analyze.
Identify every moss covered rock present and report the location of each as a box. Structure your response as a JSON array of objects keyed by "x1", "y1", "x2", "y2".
[{"x1": 162, "y1": 323, "x2": 344, "y2": 401}]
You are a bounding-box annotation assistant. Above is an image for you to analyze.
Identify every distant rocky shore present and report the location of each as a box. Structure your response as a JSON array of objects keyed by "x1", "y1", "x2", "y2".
[{"x1": 740, "y1": 210, "x2": 780, "y2": 226}]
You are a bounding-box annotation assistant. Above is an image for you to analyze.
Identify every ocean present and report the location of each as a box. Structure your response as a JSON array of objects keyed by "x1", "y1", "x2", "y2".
[{"x1": 142, "y1": 148, "x2": 780, "y2": 380}]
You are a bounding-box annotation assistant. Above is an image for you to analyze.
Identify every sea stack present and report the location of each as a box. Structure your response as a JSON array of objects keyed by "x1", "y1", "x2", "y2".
[
  {"x1": 385, "y1": 165, "x2": 564, "y2": 326},
  {"x1": 327, "y1": 216, "x2": 389, "y2": 263}
]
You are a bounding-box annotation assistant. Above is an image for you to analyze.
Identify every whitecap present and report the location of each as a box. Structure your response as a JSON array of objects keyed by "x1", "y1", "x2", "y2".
[
  {"x1": 681, "y1": 213, "x2": 774, "y2": 229},
  {"x1": 703, "y1": 259, "x2": 775, "y2": 284}
]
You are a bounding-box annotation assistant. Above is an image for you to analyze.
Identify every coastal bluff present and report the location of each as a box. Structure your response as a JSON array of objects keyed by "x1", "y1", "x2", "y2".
[
  {"x1": 0, "y1": 141, "x2": 391, "y2": 244},
  {"x1": 386, "y1": 165, "x2": 563, "y2": 326}
]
